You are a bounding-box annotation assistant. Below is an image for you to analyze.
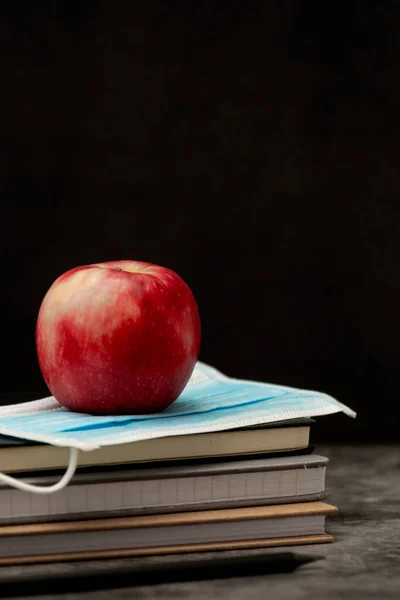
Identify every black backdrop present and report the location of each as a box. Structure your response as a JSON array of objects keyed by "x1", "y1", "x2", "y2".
[{"x1": 1, "y1": 2, "x2": 399, "y2": 442}]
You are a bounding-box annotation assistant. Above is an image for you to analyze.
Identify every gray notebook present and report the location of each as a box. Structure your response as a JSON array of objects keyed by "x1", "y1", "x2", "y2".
[{"x1": 0, "y1": 454, "x2": 328, "y2": 525}]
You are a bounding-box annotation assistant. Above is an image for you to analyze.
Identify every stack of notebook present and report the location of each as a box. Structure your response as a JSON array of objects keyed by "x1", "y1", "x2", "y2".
[{"x1": 0, "y1": 416, "x2": 338, "y2": 564}]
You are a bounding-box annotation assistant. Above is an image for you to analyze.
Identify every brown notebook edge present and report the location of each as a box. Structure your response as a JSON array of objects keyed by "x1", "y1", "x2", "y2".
[
  {"x1": 0, "y1": 502, "x2": 339, "y2": 537},
  {"x1": 0, "y1": 534, "x2": 334, "y2": 566}
]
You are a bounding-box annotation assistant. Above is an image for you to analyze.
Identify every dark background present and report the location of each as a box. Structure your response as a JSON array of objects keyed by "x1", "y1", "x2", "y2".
[{"x1": 1, "y1": 1, "x2": 399, "y2": 442}]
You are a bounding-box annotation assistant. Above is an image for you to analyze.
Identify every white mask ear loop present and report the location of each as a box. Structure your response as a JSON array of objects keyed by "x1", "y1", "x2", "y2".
[{"x1": 0, "y1": 447, "x2": 78, "y2": 494}]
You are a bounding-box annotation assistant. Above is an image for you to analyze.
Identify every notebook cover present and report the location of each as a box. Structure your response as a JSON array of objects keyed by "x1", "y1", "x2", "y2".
[
  {"x1": 1, "y1": 453, "x2": 328, "y2": 488},
  {"x1": 0, "y1": 502, "x2": 338, "y2": 537},
  {"x1": 0, "y1": 418, "x2": 315, "y2": 448},
  {"x1": 3, "y1": 446, "x2": 316, "y2": 484},
  {"x1": 0, "y1": 534, "x2": 334, "y2": 565}
]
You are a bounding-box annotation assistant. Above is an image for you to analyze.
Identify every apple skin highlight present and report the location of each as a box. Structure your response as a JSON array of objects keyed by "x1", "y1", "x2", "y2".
[{"x1": 36, "y1": 260, "x2": 201, "y2": 415}]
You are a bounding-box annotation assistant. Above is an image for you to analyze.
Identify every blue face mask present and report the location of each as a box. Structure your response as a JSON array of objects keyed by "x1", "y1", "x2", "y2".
[{"x1": 0, "y1": 361, "x2": 355, "y2": 494}]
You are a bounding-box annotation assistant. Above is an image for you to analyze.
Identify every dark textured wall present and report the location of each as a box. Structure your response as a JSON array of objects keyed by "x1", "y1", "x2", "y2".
[{"x1": 1, "y1": 2, "x2": 399, "y2": 441}]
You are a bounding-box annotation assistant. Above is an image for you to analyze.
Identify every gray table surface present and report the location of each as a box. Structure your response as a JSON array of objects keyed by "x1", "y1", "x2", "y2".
[{"x1": 3, "y1": 444, "x2": 400, "y2": 600}]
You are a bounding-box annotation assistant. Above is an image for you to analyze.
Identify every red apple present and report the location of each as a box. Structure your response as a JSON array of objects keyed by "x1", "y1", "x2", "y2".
[{"x1": 35, "y1": 260, "x2": 201, "y2": 414}]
